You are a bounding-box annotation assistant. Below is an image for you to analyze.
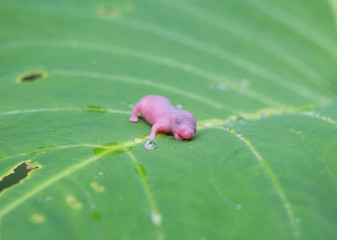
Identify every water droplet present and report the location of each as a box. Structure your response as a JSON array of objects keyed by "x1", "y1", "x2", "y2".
[
  {"x1": 217, "y1": 83, "x2": 227, "y2": 91},
  {"x1": 176, "y1": 104, "x2": 183, "y2": 109},
  {"x1": 144, "y1": 141, "x2": 156, "y2": 150},
  {"x1": 236, "y1": 203, "x2": 242, "y2": 210},
  {"x1": 151, "y1": 213, "x2": 162, "y2": 226},
  {"x1": 237, "y1": 117, "x2": 246, "y2": 124},
  {"x1": 190, "y1": 146, "x2": 194, "y2": 149},
  {"x1": 295, "y1": 217, "x2": 302, "y2": 223},
  {"x1": 240, "y1": 79, "x2": 250, "y2": 88},
  {"x1": 224, "y1": 118, "x2": 234, "y2": 126},
  {"x1": 289, "y1": 128, "x2": 302, "y2": 135},
  {"x1": 215, "y1": 103, "x2": 222, "y2": 109},
  {"x1": 45, "y1": 196, "x2": 52, "y2": 201},
  {"x1": 98, "y1": 171, "x2": 104, "y2": 175},
  {"x1": 170, "y1": 146, "x2": 175, "y2": 150},
  {"x1": 144, "y1": 80, "x2": 150, "y2": 85},
  {"x1": 285, "y1": 204, "x2": 291, "y2": 209},
  {"x1": 183, "y1": 64, "x2": 191, "y2": 71},
  {"x1": 204, "y1": 122, "x2": 214, "y2": 128},
  {"x1": 260, "y1": 112, "x2": 268, "y2": 118},
  {"x1": 128, "y1": 103, "x2": 134, "y2": 108},
  {"x1": 90, "y1": 203, "x2": 96, "y2": 209},
  {"x1": 134, "y1": 138, "x2": 142, "y2": 143}
]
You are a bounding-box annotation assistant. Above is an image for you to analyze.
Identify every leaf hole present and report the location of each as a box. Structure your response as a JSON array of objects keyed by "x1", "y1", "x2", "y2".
[
  {"x1": 0, "y1": 162, "x2": 39, "y2": 194},
  {"x1": 17, "y1": 72, "x2": 47, "y2": 83}
]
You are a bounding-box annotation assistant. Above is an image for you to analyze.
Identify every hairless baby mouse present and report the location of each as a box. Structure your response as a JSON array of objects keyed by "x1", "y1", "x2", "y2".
[{"x1": 129, "y1": 95, "x2": 196, "y2": 140}]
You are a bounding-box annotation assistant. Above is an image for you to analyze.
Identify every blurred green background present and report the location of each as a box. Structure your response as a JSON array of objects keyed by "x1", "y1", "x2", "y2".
[{"x1": 0, "y1": 0, "x2": 337, "y2": 239}]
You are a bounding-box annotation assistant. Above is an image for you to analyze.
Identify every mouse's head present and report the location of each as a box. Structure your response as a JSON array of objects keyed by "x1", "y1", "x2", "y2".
[{"x1": 171, "y1": 110, "x2": 197, "y2": 141}]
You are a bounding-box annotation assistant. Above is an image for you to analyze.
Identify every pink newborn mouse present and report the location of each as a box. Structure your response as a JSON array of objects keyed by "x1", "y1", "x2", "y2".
[{"x1": 129, "y1": 95, "x2": 197, "y2": 140}]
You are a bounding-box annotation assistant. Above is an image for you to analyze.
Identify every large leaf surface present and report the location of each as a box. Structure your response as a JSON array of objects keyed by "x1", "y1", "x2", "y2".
[{"x1": 0, "y1": 0, "x2": 337, "y2": 239}]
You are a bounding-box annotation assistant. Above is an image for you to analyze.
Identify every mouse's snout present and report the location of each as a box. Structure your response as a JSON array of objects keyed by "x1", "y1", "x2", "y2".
[{"x1": 178, "y1": 128, "x2": 195, "y2": 140}]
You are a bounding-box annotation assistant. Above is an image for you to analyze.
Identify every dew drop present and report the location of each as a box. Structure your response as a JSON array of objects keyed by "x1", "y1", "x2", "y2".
[
  {"x1": 240, "y1": 79, "x2": 250, "y2": 88},
  {"x1": 237, "y1": 117, "x2": 246, "y2": 124},
  {"x1": 176, "y1": 104, "x2": 183, "y2": 109},
  {"x1": 260, "y1": 112, "x2": 268, "y2": 118},
  {"x1": 90, "y1": 203, "x2": 96, "y2": 209},
  {"x1": 134, "y1": 138, "x2": 142, "y2": 143},
  {"x1": 128, "y1": 103, "x2": 134, "y2": 108},
  {"x1": 224, "y1": 118, "x2": 234, "y2": 126},
  {"x1": 144, "y1": 141, "x2": 156, "y2": 150},
  {"x1": 204, "y1": 122, "x2": 214, "y2": 128},
  {"x1": 236, "y1": 203, "x2": 242, "y2": 210},
  {"x1": 215, "y1": 103, "x2": 223, "y2": 109},
  {"x1": 190, "y1": 146, "x2": 194, "y2": 149},
  {"x1": 183, "y1": 64, "x2": 191, "y2": 71},
  {"x1": 98, "y1": 171, "x2": 104, "y2": 176},
  {"x1": 45, "y1": 196, "x2": 52, "y2": 201},
  {"x1": 217, "y1": 83, "x2": 227, "y2": 91},
  {"x1": 151, "y1": 213, "x2": 162, "y2": 226},
  {"x1": 170, "y1": 146, "x2": 175, "y2": 150},
  {"x1": 295, "y1": 217, "x2": 302, "y2": 223}
]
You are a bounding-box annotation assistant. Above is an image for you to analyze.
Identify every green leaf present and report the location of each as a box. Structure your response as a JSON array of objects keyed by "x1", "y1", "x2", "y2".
[{"x1": 0, "y1": 0, "x2": 337, "y2": 239}]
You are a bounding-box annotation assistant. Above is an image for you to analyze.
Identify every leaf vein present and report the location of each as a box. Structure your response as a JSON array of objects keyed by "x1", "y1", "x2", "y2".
[
  {"x1": 0, "y1": 40, "x2": 280, "y2": 107},
  {"x1": 158, "y1": 0, "x2": 332, "y2": 92},
  {"x1": 219, "y1": 127, "x2": 300, "y2": 240}
]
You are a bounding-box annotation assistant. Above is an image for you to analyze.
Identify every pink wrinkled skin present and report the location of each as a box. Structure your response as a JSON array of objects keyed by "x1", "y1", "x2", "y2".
[{"x1": 129, "y1": 95, "x2": 197, "y2": 140}]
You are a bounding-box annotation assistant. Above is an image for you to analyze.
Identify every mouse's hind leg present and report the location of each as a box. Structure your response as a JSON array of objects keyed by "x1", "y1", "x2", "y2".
[{"x1": 129, "y1": 102, "x2": 140, "y2": 122}]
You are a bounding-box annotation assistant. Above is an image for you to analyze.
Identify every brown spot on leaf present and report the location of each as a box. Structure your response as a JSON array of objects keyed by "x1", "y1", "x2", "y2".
[
  {"x1": 66, "y1": 196, "x2": 82, "y2": 209},
  {"x1": 98, "y1": 5, "x2": 120, "y2": 17},
  {"x1": 31, "y1": 214, "x2": 45, "y2": 223},
  {"x1": 91, "y1": 182, "x2": 105, "y2": 192}
]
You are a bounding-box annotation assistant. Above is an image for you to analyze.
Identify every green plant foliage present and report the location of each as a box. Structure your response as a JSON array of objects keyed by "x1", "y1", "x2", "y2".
[{"x1": 0, "y1": 0, "x2": 337, "y2": 239}]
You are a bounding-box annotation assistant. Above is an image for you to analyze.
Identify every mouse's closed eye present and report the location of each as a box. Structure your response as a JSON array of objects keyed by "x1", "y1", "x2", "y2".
[{"x1": 174, "y1": 116, "x2": 183, "y2": 124}]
